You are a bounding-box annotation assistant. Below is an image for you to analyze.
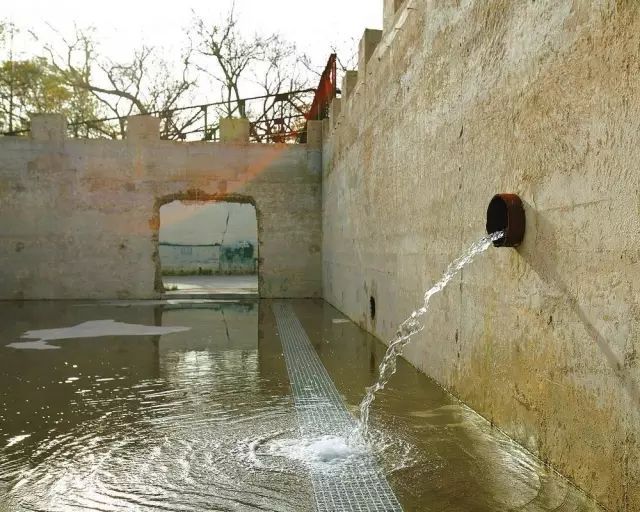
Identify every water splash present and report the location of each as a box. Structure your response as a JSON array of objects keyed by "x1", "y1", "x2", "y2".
[{"x1": 358, "y1": 231, "x2": 504, "y2": 437}]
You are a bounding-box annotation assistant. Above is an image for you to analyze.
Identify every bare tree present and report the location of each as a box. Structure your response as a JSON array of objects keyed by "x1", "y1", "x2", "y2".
[
  {"x1": 193, "y1": 4, "x2": 273, "y2": 117},
  {"x1": 249, "y1": 41, "x2": 312, "y2": 142},
  {"x1": 43, "y1": 27, "x2": 197, "y2": 139},
  {"x1": 301, "y1": 37, "x2": 359, "y2": 86},
  {"x1": 12, "y1": 9, "x2": 319, "y2": 142},
  {"x1": 192, "y1": 4, "x2": 313, "y2": 142}
]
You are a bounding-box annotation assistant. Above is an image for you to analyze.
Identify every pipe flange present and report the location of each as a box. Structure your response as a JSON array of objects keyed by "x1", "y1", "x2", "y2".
[{"x1": 486, "y1": 193, "x2": 525, "y2": 247}]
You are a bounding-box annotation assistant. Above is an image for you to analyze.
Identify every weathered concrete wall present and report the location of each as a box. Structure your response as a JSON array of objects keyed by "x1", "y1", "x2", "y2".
[
  {"x1": 0, "y1": 116, "x2": 322, "y2": 299},
  {"x1": 323, "y1": 1, "x2": 640, "y2": 510},
  {"x1": 158, "y1": 244, "x2": 221, "y2": 274}
]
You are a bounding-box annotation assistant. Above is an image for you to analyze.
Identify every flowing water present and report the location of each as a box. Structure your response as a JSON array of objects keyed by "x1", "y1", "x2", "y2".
[{"x1": 359, "y1": 231, "x2": 505, "y2": 437}]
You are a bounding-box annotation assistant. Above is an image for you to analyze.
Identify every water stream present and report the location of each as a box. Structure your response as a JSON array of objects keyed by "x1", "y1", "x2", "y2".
[{"x1": 358, "y1": 231, "x2": 505, "y2": 437}]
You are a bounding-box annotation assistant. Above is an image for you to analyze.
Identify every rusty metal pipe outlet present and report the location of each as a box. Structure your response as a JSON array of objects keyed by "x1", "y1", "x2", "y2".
[{"x1": 486, "y1": 193, "x2": 525, "y2": 247}]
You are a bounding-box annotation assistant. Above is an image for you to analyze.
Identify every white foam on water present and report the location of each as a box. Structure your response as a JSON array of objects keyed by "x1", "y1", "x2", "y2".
[
  {"x1": 331, "y1": 318, "x2": 350, "y2": 324},
  {"x1": 6, "y1": 320, "x2": 190, "y2": 350},
  {"x1": 267, "y1": 435, "x2": 366, "y2": 468},
  {"x1": 5, "y1": 434, "x2": 31, "y2": 448}
]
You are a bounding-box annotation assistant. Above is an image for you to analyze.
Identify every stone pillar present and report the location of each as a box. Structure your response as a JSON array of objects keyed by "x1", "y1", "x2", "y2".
[
  {"x1": 306, "y1": 120, "x2": 323, "y2": 150},
  {"x1": 30, "y1": 114, "x2": 67, "y2": 142},
  {"x1": 341, "y1": 70, "x2": 358, "y2": 101},
  {"x1": 322, "y1": 118, "x2": 331, "y2": 141},
  {"x1": 384, "y1": 0, "x2": 404, "y2": 32},
  {"x1": 329, "y1": 98, "x2": 342, "y2": 129},
  {"x1": 127, "y1": 115, "x2": 160, "y2": 141},
  {"x1": 358, "y1": 29, "x2": 383, "y2": 85},
  {"x1": 220, "y1": 117, "x2": 250, "y2": 143},
  {"x1": 306, "y1": 120, "x2": 323, "y2": 175}
]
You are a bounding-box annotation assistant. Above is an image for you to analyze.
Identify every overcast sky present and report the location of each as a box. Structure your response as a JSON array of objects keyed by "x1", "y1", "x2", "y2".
[{"x1": 4, "y1": 0, "x2": 382, "y2": 71}]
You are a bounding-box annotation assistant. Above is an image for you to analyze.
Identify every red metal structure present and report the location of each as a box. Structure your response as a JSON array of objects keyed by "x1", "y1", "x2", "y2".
[{"x1": 305, "y1": 54, "x2": 338, "y2": 121}]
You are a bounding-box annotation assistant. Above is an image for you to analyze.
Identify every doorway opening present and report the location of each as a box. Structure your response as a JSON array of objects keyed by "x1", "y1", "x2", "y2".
[{"x1": 157, "y1": 198, "x2": 258, "y2": 297}]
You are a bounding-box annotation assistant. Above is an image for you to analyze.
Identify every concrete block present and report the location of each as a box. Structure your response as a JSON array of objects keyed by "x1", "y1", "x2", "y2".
[
  {"x1": 30, "y1": 114, "x2": 67, "y2": 142},
  {"x1": 358, "y1": 29, "x2": 383, "y2": 83},
  {"x1": 341, "y1": 71, "x2": 358, "y2": 101},
  {"x1": 127, "y1": 116, "x2": 160, "y2": 141},
  {"x1": 306, "y1": 120, "x2": 323, "y2": 150},
  {"x1": 322, "y1": 118, "x2": 331, "y2": 140},
  {"x1": 306, "y1": 122, "x2": 323, "y2": 175},
  {"x1": 383, "y1": 0, "x2": 404, "y2": 32},
  {"x1": 330, "y1": 98, "x2": 342, "y2": 129},
  {"x1": 220, "y1": 117, "x2": 250, "y2": 143}
]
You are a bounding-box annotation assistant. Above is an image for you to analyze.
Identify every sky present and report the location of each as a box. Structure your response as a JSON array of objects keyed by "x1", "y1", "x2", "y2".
[{"x1": 3, "y1": 0, "x2": 382, "y2": 72}]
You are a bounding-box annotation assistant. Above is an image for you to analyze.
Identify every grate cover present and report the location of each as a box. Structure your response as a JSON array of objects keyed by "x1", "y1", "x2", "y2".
[{"x1": 272, "y1": 303, "x2": 403, "y2": 512}]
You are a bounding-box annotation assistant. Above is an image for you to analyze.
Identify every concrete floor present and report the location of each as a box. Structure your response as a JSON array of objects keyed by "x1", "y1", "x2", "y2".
[{"x1": 162, "y1": 275, "x2": 258, "y2": 298}]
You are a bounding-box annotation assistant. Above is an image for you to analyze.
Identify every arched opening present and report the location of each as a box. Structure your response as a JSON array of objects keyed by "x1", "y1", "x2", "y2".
[{"x1": 154, "y1": 191, "x2": 259, "y2": 297}]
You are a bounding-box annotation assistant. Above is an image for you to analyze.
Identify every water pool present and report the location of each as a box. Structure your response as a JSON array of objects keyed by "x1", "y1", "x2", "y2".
[{"x1": 0, "y1": 299, "x2": 599, "y2": 511}]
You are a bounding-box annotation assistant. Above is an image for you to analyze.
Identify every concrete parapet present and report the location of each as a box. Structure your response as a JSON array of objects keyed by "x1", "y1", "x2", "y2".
[
  {"x1": 306, "y1": 120, "x2": 323, "y2": 150},
  {"x1": 358, "y1": 29, "x2": 383, "y2": 84},
  {"x1": 30, "y1": 114, "x2": 67, "y2": 142},
  {"x1": 306, "y1": 120, "x2": 323, "y2": 175},
  {"x1": 329, "y1": 98, "x2": 342, "y2": 130},
  {"x1": 127, "y1": 115, "x2": 160, "y2": 141},
  {"x1": 341, "y1": 71, "x2": 358, "y2": 101},
  {"x1": 220, "y1": 117, "x2": 250, "y2": 143}
]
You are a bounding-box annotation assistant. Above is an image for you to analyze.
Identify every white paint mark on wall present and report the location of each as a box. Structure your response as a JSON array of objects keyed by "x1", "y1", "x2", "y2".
[{"x1": 6, "y1": 320, "x2": 190, "y2": 350}]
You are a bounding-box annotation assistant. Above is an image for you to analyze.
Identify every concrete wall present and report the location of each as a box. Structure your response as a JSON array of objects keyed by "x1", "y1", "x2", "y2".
[
  {"x1": 158, "y1": 244, "x2": 220, "y2": 274},
  {"x1": 219, "y1": 241, "x2": 257, "y2": 274},
  {"x1": 322, "y1": 1, "x2": 640, "y2": 510},
  {"x1": 0, "y1": 115, "x2": 322, "y2": 299}
]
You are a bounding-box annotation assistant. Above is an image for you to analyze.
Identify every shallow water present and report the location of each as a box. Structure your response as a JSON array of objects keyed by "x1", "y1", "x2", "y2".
[{"x1": 0, "y1": 299, "x2": 600, "y2": 511}]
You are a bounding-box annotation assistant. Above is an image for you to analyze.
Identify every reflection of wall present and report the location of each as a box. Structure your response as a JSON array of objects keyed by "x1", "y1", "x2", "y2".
[
  {"x1": 158, "y1": 303, "x2": 258, "y2": 353},
  {"x1": 159, "y1": 244, "x2": 220, "y2": 273},
  {"x1": 322, "y1": 3, "x2": 640, "y2": 510}
]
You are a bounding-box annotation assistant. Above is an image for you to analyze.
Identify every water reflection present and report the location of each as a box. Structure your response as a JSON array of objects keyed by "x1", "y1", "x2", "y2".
[{"x1": 1, "y1": 301, "x2": 311, "y2": 511}]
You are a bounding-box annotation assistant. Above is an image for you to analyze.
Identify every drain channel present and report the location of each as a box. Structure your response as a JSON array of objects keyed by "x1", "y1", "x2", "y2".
[{"x1": 272, "y1": 303, "x2": 402, "y2": 512}]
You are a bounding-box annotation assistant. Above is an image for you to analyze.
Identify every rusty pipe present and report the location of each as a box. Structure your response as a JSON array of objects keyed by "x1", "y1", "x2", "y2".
[{"x1": 486, "y1": 193, "x2": 525, "y2": 247}]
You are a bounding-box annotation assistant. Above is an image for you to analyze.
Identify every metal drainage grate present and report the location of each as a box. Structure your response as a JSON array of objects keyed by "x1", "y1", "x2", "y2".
[{"x1": 272, "y1": 303, "x2": 403, "y2": 512}]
